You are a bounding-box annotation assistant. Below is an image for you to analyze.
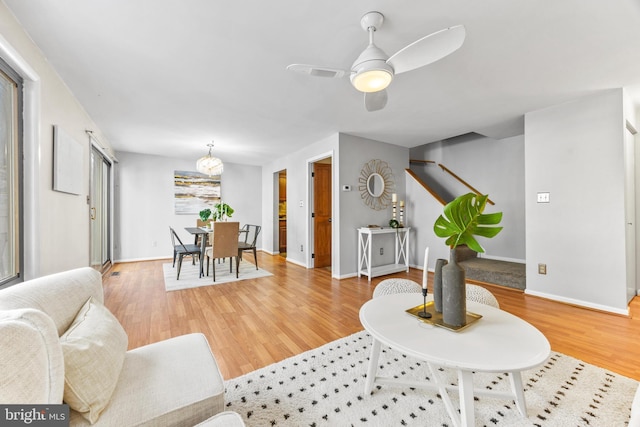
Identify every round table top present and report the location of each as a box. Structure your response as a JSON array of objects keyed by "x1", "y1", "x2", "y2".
[{"x1": 360, "y1": 293, "x2": 551, "y2": 372}]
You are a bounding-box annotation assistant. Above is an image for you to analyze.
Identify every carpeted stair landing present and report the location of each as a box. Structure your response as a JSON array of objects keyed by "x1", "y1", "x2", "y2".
[
  {"x1": 460, "y1": 257, "x2": 526, "y2": 290},
  {"x1": 455, "y1": 246, "x2": 526, "y2": 290}
]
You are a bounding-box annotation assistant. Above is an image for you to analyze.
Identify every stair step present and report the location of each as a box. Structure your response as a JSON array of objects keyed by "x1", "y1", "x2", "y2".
[{"x1": 459, "y1": 258, "x2": 526, "y2": 290}]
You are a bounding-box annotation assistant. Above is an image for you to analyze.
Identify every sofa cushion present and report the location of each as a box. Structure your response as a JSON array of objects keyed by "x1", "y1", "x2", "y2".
[
  {"x1": 60, "y1": 297, "x2": 127, "y2": 424},
  {"x1": 0, "y1": 308, "x2": 64, "y2": 403},
  {"x1": 68, "y1": 333, "x2": 225, "y2": 427}
]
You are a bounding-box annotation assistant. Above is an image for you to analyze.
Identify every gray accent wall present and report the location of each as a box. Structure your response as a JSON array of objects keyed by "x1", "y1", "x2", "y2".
[{"x1": 409, "y1": 134, "x2": 526, "y2": 264}]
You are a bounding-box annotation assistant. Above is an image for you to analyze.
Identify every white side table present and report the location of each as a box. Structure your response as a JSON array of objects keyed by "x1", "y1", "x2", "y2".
[
  {"x1": 357, "y1": 227, "x2": 410, "y2": 281},
  {"x1": 359, "y1": 293, "x2": 550, "y2": 427}
]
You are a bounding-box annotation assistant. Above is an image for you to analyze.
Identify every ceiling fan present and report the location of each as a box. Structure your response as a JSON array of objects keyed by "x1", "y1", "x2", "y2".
[{"x1": 287, "y1": 11, "x2": 466, "y2": 112}]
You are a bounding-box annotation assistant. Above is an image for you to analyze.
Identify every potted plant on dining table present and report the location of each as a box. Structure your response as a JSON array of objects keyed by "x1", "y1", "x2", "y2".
[{"x1": 212, "y1": 201, "x2": 234, "y2": 221}]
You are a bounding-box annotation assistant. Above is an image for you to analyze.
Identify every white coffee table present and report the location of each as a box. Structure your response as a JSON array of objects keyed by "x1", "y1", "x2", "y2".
[{"x1": 359, "y1": 293, "x2": 550, "y2": 427}]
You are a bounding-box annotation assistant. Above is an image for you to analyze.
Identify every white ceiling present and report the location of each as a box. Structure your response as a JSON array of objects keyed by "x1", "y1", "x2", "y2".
[{"x1": 5, "y1": 0, "x2": 640, "y2": 166}]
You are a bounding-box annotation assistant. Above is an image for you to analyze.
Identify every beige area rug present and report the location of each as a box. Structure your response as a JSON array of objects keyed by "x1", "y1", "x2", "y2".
[
  {"x1": 163, "y1": 259, "x2": 272, "y2": 291},
  {"x1": 225, "y1": 331, "x2": 638, "y2": 426}
]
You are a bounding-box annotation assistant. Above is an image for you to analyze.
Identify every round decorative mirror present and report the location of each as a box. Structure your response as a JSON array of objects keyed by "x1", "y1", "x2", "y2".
[
  {"x1": 358, "y1": 159, "x2": 395, "y2": 210},
  {"x1": 367, "y1": 173, "x2": 385, "y2": 197}
]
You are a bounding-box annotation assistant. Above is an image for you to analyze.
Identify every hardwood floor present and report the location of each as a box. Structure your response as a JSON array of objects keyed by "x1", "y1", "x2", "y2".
[{"x1": 103, "y1": 253, "x2": 640, "y2": 381}]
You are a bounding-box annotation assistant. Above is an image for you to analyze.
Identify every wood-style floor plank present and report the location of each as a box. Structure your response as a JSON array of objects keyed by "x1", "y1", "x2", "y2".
[{"x1": 102, "y1": 253, "x2": 640, "y2": 381}]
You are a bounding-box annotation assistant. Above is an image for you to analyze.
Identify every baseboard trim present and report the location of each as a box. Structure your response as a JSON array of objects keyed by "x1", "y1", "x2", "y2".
[
  {"x1": 477, "y1": 254, "x2": 526, "y2": 264},
  {"x1": 525, "y1": 289, "x2": 629, "y2": 316},
  {"x1": 285, "y1": 257, "x2": 307, "y2": 268},
  {"x1": 114, "y1": 256, "x2": 170, "y2": 263}
]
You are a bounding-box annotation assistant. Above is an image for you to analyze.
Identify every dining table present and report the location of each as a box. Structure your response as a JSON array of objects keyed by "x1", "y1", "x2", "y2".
[
  {"x1": 185, "y1": 226, "x2": 249, "y2": 278},
  {"x1": 185, "y1": 227, "x2": 209, "y2": 278}
]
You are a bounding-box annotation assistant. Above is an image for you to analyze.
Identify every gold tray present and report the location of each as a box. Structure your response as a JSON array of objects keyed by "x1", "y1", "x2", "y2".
[{"x1": 406, "y1": 301, "x2": 482, "y2": 332}]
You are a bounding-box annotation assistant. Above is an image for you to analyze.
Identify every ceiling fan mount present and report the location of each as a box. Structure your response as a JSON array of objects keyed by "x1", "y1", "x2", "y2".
[
  {"x1": 359, "y1": 11, "x2": 384, "y2": 32},
  {"x1": 287, "y1": 11, "x2": 466, "y2": 112}
]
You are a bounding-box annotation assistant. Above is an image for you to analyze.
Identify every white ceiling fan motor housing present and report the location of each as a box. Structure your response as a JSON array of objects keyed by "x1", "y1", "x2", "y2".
[{"x1": 350, "y1": 11, "x2": 394, "y2": 93}]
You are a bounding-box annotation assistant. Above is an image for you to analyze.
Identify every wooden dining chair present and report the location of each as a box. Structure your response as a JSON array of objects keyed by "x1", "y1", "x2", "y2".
[
  {"x1": 205, "y1": 222, "x2": 240, "y2": 281},
  {"x1": 238, "y1": 224, "x2": 261, "y2": 270},
  {"x1": 169, "y1": 227, "x2": 201, "y2": 280}
]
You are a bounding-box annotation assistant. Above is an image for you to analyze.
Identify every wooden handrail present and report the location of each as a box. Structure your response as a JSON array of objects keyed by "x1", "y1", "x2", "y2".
[
  {"x1": 409, "y1": 159, "x2": 436, "y2": 165},
  {"x1": 405, "y1": 169, "x2": 446, "y2": 206},
  {"x1": 438, "y1": 164, "x2": 495, "y2": 205}
]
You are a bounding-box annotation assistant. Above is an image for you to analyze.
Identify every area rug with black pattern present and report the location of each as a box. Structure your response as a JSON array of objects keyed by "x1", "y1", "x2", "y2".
[{"x1": 224, "y1": 330, "x2": 637, "y2": 426}]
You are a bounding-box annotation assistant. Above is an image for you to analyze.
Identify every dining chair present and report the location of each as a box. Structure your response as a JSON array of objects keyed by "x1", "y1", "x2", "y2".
[
  {"x1": 169, "y1": 227, "x2": 201, "y2": 280},
  {"x1": 206, "y1": 222, "x2": 240, "y2": 281},
  {"x1": 195, "y1": 219, "x2": 212, "y2": 245},
  {"x1": 238, "y1": 224, "x2": 261, "y2": 270}
]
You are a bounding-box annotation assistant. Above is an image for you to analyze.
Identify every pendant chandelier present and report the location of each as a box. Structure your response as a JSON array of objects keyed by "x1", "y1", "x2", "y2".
[{"x1": 196, "y1": 142, "x2": 223, "y2": 176}]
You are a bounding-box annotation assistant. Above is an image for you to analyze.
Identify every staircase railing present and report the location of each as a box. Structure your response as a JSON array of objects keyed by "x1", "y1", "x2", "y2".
[
  {"x1": 409, "y1": 159, "x2": 495, "y2": 205},
  {"x1": 405, "y1": 168, "x2": 446, "y2": 205}
]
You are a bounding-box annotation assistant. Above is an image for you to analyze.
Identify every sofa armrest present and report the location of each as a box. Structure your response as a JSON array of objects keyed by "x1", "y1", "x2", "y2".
[{"x1": 0, "y1": 267, "x2": 103, "y2": 336}]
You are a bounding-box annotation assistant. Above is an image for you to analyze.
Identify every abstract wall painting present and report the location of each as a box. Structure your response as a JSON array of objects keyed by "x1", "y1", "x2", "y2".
[{"x1": 174, "y1": 170, "x2": 220, "y2": 214}]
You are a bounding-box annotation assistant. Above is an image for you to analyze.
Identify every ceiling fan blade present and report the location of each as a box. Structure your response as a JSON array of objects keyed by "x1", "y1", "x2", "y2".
[
  {"x1": 286, "y1": 64, "x2": 347, "y2": 79},
  {"x1": 387, "y1": 25, "x2": 466, "y2": 75},
  {"x1": 364, "y1": 90, "x2": 388, "y2": 112}
]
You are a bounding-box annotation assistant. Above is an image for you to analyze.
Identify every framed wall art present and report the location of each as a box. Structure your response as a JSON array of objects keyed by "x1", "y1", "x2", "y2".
[
  {"x1": 174, "y1": 170, "x2": 220, "y2": 214},
  {"x1": 53, "y1": 125, "x2": 83, "y2": 195}
]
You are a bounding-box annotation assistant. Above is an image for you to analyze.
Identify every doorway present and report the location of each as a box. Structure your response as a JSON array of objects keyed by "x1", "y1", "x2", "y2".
[
  {"x1": 312, "y1": 158, "x2": 332, "y2": 269},
  {"x1": 90, "y1": 145, "x2": 112, "y2": 273},
  {"x1": 278, "y1": 170, "x2": 287, "y2": 257}
]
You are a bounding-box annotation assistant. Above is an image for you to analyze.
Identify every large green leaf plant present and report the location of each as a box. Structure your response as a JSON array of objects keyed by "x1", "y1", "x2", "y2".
[
  {"x1": 212, "y1": 202, "x2": 234, "y2": 221},
  {"x1": 433, "y1": 193, "x2": 503, "y2": 253}
]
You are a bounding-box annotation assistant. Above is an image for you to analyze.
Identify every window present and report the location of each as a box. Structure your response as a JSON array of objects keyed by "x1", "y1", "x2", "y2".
[{"x1": 0, "y1": 59, "x2": 23, "y2": 286}]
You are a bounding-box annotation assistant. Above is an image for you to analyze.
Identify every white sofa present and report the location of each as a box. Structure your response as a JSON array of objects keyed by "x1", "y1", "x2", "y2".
[{"x1": 0, "y1": 267, "x2": 226, "y2": 426}]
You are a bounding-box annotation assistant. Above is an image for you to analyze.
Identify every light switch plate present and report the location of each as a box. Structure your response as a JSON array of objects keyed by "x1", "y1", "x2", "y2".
[{"x1": 537, "y1": 192, "x2": 550, "y2": 203}]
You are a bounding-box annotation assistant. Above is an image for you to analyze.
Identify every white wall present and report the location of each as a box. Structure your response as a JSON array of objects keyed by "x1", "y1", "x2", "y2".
[
  {"x1": 261, "y1": 134, "x2": 339, "y2": 267},
  {"x1": 409, "y1": 134, "x2": 526, "y2": 262},
  {"x1": 0, "y1": 3, "x2": 115, "y2": 277},
  {"x1": 525, "y1": 89, "x2": 629, "y2": 314},
  {"x1": 115, "y1": 151, "x2": 261, "y2": 262}
]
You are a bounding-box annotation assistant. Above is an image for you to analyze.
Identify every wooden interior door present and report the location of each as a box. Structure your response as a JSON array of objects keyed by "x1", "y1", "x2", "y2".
[{"x1": 313, "y1": 162, "x2": 332, "y2": 268}]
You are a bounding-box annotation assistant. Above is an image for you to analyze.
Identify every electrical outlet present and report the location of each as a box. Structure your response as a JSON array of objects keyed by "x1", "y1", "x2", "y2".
[
  {"x1": 379, "y1": 248, "x2": 384, "y2": 255},
  {"x1": 300, "y1": 245, "x2": 303, "y2": 252},
  {"x1": 538, "y1": 263, "x2": 547, "y2": 275}
]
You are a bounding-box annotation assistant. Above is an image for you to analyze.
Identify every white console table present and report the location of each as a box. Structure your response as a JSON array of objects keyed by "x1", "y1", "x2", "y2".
[{"x1": 357, "y1": 227, "x2": 411, "y2": 281}]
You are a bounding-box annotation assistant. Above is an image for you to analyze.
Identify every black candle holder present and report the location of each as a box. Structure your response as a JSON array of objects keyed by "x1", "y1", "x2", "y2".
[{"x1": 418, "y1": 288, "x2": 432, "y2": 318}]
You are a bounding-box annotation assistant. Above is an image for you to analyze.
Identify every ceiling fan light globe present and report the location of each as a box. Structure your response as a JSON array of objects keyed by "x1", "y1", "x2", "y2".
[{"x1": 351, "y1": 69, "x2": 393, "y2": 92}]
